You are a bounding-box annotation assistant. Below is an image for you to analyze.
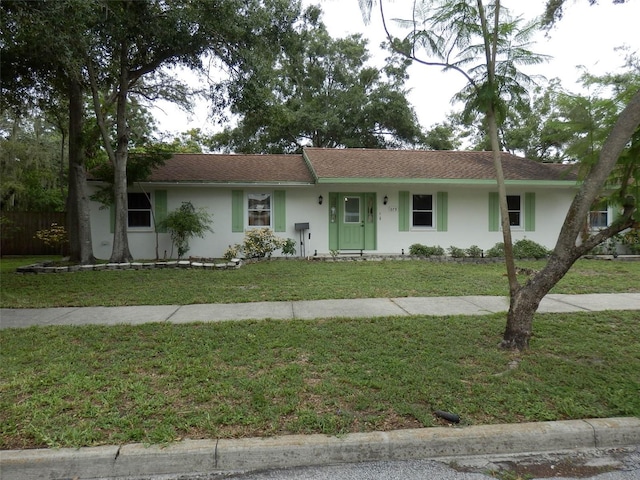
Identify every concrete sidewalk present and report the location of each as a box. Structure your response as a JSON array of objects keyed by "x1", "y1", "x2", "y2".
[
  {"x1": 2, "y1": 293, "x2": 640, "y2": 329},
  {"x1": 2, "y1": 418, "x2": 639, "y2": 480}
]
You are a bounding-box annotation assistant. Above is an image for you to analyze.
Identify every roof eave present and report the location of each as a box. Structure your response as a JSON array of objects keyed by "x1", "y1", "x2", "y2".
[
  {"x1": 136, "y1": 181, "x2": 316, "y2": 187},
  {"x1": 314, "y1": 177, "x2": 580, "y2": 186}
]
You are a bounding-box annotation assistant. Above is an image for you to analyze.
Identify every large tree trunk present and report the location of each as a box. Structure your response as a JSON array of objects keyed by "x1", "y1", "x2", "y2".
[
  {"x1": 110, "y1": 155, "x2": 132, "y2": 262},
  {"x1": 66, "y1": 77, "x2": 96, "y2": 265},
  {"x1": 501, "y1": 288, "x2": 540, "y2": 350},
  {"x1": 108, "y1": 44, "x2": 133, "y2": 263},
  {"x1": 500, "y1": 252, "x2": 574, "y2": 349}
]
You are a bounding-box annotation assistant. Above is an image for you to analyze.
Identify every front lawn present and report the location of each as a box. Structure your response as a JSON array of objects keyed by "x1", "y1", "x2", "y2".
[
  {"x1": 1, "y1": 310, "x2": 638, "y2": 449},
  {"x1": 1, "y1": 257, "x2": 639, "y2": 308}
]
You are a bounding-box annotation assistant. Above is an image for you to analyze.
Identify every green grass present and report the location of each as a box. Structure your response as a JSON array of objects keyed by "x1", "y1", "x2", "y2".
[
  {"x1": 1, "y1": 256, "x2": 639, "y2": 450},
  {"x1": 1, "y1": 257, "x2": 639, "y2": 308},
  {"x1": 1, "y1": 311, "x2": 638, "y2": 449}
]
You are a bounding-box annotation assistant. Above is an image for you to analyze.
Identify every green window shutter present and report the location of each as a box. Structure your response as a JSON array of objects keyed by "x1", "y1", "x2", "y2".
[
  {"x1": 154, "y1": 190, "x2": 167, "y2": 233},
  {"x1": 436, "y1": 192, "x2": 448, "y2": 232},
  {"x1": 110, "y1": 203, "x2": 115, "y2": 234},
  {"x1": 399, "y1": 191, "x2": 410, "y2": 231},
  {"x1": 525, "y1": 192, "x2": 536, "y2": 231},
  {"x1": 274, "y1": 190, "x2": 286, "y2": 232},
  {"x1": 488, "y1": 192, "x2": 499, "y2": 232},
  {"x1": 232, "y1": 190, "x2": 244, "y2": 232}
]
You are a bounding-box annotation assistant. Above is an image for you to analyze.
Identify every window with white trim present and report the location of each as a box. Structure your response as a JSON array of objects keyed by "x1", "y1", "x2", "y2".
[
  {"x1": 127, "y1": 192, "x2": 152, "y2": 228},
  {"x1": 412, "y1": 194, "x2": 434, "y2": 228},
  {"x1": 507, "y1": 195, "x2": 522, "y2": 227},
  {"x1": 589, "y1": 208, "x2": 608, "y2": 229},
  {"x1": 248, "y1": 193, "x2": 271, "y2": 227}
]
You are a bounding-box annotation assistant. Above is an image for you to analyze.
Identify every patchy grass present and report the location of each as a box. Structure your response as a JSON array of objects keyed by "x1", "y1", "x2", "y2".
[
  {"x1": 1, "y1": 311, "x2": 638, "y2": 449},
  {"x1": 1, "y1": 257, "x2": 639, "y2": 308}
]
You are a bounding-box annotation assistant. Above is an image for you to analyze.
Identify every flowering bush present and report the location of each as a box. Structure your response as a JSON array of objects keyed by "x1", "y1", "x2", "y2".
[
  {"x1": 34, "y1": 223, "x2": 68, "y2": 253},
  {"x1": 223, "y1": 245, "x2": 240, "y2": 261},
  {"x1": 240, "y1": 228, "x2": 285, "y2": 259}
]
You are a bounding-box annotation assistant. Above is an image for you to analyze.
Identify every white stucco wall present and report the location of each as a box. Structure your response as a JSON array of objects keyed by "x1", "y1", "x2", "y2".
[{"x1": 88, "y1": 183, "x2": 577, "y2": 260}]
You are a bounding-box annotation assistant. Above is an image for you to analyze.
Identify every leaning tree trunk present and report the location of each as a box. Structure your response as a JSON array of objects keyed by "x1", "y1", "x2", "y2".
[
  {"x1": 501, "y1": 89, "x2": 640, "y2": 350},
  {"x1": 477, "y1": 0, "x2": 519, "y2": 296},
  {"x1": 501, "y1": 251, "x2": 576, "y2": 349},
  {"x1": 501, "y1": 288, "x2": 541, "y2": 350}
]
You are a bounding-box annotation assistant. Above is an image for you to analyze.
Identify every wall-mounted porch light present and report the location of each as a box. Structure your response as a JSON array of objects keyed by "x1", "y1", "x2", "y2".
[
  {"x1": 318, "y1": 195, "x2": 323, "y2": 205},
  {"x1": 383, "y1": 195, "x2": 388, "y2": 205}
]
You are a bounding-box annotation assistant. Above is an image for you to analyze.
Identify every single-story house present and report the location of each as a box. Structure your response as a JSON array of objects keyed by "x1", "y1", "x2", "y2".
[{"x1": 88, "y1": 147, "x2": 586, "y2": 260}]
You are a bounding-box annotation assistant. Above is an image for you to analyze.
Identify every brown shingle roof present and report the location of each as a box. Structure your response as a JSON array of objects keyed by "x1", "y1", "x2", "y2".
[
  {"x1": 302, "y1": 148, "x2": 578, "y2": 182},
  {"x1": 138, "y1": 149, "x2": 577, "y2": 184},
  {"x1": 146, "y1": 153, "x2": 314, "y2": 184}
]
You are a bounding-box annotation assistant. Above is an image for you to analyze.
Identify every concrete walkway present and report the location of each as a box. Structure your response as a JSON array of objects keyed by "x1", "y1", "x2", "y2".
[{"x1": 2, "y1": 293, "x2": 640, "y2": 329}]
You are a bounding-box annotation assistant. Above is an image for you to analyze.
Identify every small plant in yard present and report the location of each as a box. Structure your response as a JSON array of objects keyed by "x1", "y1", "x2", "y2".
[
  {"x1": 448, "y1": 246, "x2": 466, "y2": 258},
  {"x1": 485, "y1": 240, "x2": 549, "y2": 259},
  {"x1": 240, "y1": 227, "x2": 285, "y2": 259},
  {"x1": 465, "y1": 245, "x2": 483, "y2": 258},
  {"x1": 592, "y1": 234, "x2": 622, "y2": 256},
  {"x1": 409, "y1": 243, "x2": 445, "y2": 257},
  {"x1": 513, "y1": 239, "x2": 549, "y2": 259},
  {"x1": 158, "y1": 202, "x2": 213, "y2": 258},
  {"x1": 223, "y1": 245, "x2": 240, "y2": 261},
  {"x1": 34, "y1": 223, "x2": 68, "y2": 254},
  {"x1": 621, "y1": 227, "x2": 640, "y2": 254},
  {"x1": 485, "y1": 242, "x2": 504, "y2": 257},
  {"x1": 281, "y1": 238, "x2": 296, "y2": 256}
]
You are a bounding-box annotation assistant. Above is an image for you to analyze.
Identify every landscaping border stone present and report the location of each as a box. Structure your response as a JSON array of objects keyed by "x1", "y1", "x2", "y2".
[{"x1": 15, "y1": 258, "x2": 242, "y2": 274}]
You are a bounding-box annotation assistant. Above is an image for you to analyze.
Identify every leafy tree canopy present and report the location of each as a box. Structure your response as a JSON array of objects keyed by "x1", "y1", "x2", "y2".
[
  {"x1": 208, "y1": 5, "x2": 426, "y2": 153},
  {"x1": 543, "y1": 0, "x2": 628, "y2": 27},
  {"x1": 452, "y1": 49, "x2": 639, "y2": 201},
  {"x1": 0, "y1": 110, "x2": 67, "y2": 211}
]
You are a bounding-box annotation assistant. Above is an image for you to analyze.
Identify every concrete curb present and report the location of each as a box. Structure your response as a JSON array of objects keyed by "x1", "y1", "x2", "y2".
[{"x1": 2, "y1": 417, "x2": 639, "y2": 480}]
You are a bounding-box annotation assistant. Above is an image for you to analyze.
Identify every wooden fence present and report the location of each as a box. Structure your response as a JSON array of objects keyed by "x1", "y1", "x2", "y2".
[{"x1": 0, "y1": 212, "x2": 68, "y2": 256}]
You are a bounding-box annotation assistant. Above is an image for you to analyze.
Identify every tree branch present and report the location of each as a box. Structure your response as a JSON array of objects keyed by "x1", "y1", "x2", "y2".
[{"x1": 87, "y1": 59, "x2": 116, "y2": 165}]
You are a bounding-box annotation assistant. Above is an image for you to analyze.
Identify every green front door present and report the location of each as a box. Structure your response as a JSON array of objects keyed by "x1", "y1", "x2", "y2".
[
  {"x1": 339, "y1": 194, "x2": 365, "y2": 249},
  {"x1": 328, "y1": 192, "x2": 376, "y2": 252}
]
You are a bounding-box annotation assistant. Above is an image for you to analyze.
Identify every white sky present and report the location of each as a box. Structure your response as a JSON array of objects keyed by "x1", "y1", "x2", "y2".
[{"x1": 152, "y1": 0, "x2": 640, "y2": 139}]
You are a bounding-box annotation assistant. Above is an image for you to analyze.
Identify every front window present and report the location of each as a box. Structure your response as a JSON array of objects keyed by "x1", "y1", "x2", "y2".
[
  {"x1": 128, "y1": 192, "x2": 152, "y2": 228},
  {"x1": 248, "y1": 193, "x2": 271, "y2": 227},
  {"x1": 507, "y1": 195, "x2": 521, "y2": 227},
  {"x1": 589, "y1": 209, "x2": 608, "y2": 229},
  {"x1": 412, "y1": 194, "x2": 433, "y2": 228}
]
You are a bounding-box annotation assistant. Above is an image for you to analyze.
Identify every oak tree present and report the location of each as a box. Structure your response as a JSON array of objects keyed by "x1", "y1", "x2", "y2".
[{"x1": 210, "y1": 5, "x2": 425, "y2": 153}]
